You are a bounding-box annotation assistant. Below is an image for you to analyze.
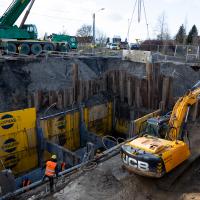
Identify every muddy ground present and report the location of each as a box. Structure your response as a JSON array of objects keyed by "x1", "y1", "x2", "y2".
[{"x1": 42, "y1": 122, "x2": 200, "y2": 200}]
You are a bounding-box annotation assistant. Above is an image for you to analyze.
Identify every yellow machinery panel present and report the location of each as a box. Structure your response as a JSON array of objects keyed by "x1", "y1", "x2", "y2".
[
  {"x1": 40, "y1": 111, "x2": 80, "y2": 151},
  {"x1": 133, "y1": 110, "x2": 161, "y2": 135},
  {"x1": 43, "y1": 150, "x2": 52, "y2": 162},
  {"x1": 84, "y1": 102, "x2": 112, "y2": 136},
  {"x1": 115, "y1": 118, "x2": 129, "y2": 134},
  {"x1": 162, "y1": 141, "x2": 190, "y2": 172},
  {"x1": 0, "y1": 148, "x2": 38, "y2": 175},
  {"x1": 0, "y1": 108, "x2": 38, "y2": 175}
]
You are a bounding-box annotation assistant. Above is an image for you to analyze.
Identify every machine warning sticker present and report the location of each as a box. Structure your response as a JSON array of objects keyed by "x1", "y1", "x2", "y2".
[
  {"x1": 56, "y1": 116, "x2": 66, "y2": 130},
  {"x1": 4, "y1": 155, "x2": 19, "y2": 169},
  {"x1": 2, "y1": 138, "x2": 19, "y2": 153},
  {"x1": 0, "y1": 114, "x2": 16, "y2": 129}
]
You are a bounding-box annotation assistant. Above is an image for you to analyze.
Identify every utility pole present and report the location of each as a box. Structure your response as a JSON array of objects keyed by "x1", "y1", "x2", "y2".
[
  {"x1": 92, "y1": 8, "x2": 105, "y2": 47},
  {"x1": 93, "y1": 13, "x2": 95, "y2": 46}
]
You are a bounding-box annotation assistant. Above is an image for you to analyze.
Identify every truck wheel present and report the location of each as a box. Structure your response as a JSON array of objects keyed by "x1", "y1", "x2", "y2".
[
  {"x1": 31, "y1": 43, "x2": 42, "y2": 55},
  {"x1": 19, "y1": 43, "x2": 30, "y2": 55},
  {"x1": 59, "y1": 44, "x2": 69, "y2": 52},
  {"x1": 43, "y1": 43, "x2": 54, "y2": 52},
  {"x1": 7, "y1": 43, "x2": 16, "y2": 54}
]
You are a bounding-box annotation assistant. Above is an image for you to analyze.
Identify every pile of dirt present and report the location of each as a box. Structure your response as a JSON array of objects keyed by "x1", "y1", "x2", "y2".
[
  {"x1": 0, "y1": 57, "x2": 100, "y2": 112},
  {"x1": 24, "y1": 58, "x2": 98, "y2": 92},
  {"x1": 160, "y1": 62, "x2": 200, "y2": 97},
  {"x1": 0, "y1": 61, "x2": 30, "y2": 112}
]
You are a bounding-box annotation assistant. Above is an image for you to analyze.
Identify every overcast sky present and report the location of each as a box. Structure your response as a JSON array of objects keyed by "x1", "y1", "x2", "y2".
[{"x1": 0, "y1": 0, "x2": 200, "y2": 42}]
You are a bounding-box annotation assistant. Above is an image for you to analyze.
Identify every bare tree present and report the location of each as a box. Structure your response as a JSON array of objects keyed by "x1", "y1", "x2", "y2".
[
  {"x1": 96, "y1": 30, "x2": 107, "y2": 46},
  {"x1": 155, "y1": 12, "x2": 170, "y2": 41},
  {"x1": 76, "y1": 24, "x2": 92, "y2": 37}
]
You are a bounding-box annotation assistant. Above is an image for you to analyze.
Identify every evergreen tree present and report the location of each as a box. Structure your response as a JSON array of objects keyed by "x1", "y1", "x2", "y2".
[
  {"x1": 187, "y1": 25, "x2": 198, "y2": 44},
  {"x1": 175, "y1": 24, "x2": 186, "y2": 44}
]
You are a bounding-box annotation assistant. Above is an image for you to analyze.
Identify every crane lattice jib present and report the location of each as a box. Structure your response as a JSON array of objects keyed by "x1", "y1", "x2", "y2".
[
  {"x1": 168, "y1": 85, "x2": 200, "y2": 140},
  {"x1": 0, "y1": 0, "x2": 31, "y2": 26}
]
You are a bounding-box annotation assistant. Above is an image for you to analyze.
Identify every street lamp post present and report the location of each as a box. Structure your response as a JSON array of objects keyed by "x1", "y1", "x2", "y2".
[
  {"x1": 93, "y1": 13, "x2": 95, "y2": 46},
  {"x1": 92, "y1": 8, "x2": 105, "y2": 47}
]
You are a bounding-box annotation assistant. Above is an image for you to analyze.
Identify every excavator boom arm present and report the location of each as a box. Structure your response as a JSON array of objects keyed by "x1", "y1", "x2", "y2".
[{"x1": 168, "y1": 86, "x2": 200, "y2": 140}]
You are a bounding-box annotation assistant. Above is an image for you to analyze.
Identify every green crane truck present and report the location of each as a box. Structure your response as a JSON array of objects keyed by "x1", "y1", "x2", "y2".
[
  {"x1": 51, "y1": 34, "x2": 78, "y2": 50},
  {"x1": 0, "y1": 0, "x2": 77, "y2": 55}
]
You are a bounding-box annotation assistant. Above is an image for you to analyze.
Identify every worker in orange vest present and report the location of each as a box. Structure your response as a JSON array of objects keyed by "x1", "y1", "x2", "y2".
[
  {"x1": 61, "y1": 162, "x2": 66, "y2": 171},
  {"x1": 42, "y1": 154, "x2": 58, "y2": 192},
  {"x1": 22, "y1": 178, "x2": 31, "y2": 187}
]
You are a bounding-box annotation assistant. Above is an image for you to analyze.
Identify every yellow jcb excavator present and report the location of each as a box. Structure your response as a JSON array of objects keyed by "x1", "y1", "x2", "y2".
[{"x1": 121, "y1": 81, "x2": 200, "y2": 178}]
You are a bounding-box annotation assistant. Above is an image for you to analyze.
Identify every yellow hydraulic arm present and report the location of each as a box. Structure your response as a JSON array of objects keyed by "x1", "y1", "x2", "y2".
[{"x1": 168, "y1": 82, "x2": 200, "y2": 140}]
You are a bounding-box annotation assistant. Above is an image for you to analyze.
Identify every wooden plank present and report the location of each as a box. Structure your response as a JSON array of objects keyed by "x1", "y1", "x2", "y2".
[
  {"x1": 69, "y1": 87, "x2": 74, "y2": 105},
  {"x1": 135, "y1": 78, "x2": 141, "y2": 108},
  {"x1": 146, "y1": 63, "x2": 153, "y2": 109},
  {"x1": 119, "y1": 70, "x2": 125, "y2": 102},
  {"x1": 64, "y1": 88, "x2": 69, "y2": 107},
  {"x1": 85, "y1": 80, "x2": 89, "y2": 100},
  {"x1": 72, "y1": 63, "x2": 79, "y2": 102},
  {"x1": 33, "y1": 90, "x2": 41, "y2": 111},
  {"x1": 152, "y1": 63, "x2": 161, "y2": 109},
  {"x1": 27, "y1": 94, "x2": 33, "y2": 108},
  {"x1": 140, "y1": 78, "x2": 148, "y2": 108},
  {"x1": 127, "y1": 76, "x2": 132, "y2": 106},
  {"x1": 161, "y1": 77, "x2": 170, "y2": 111},
  {"x1": 78, "y1": 80, "x2": 83, "y2": 103},
  {"x1": 49, "y1": 91, "x2": 56, "y2": 105},
  {"x1": 57, "y1": 90, "x2": 63, "y2": 109}
]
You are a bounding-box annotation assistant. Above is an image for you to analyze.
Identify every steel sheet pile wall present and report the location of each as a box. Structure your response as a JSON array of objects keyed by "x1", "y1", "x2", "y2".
[
  {"x1": 40, "y1": 111, "x2": 80, "y2": 151},
  {"x1": 0, "y1": 108, "x2": 38, "y2": 175},
  {"x1": 84, "y1": 102, "x2": 112, "y2": 136},
  {"x1": 105, "y1": 63, "x2": 173, "y2": 110},
  {"x1": 28, "y1": 63, "x2": 173, "y2": 113}
]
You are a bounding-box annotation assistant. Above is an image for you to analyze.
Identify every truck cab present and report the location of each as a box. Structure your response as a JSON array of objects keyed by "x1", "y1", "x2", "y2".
[{"x1": 21, "y1": 24, "x2": 38, "y2": 40}]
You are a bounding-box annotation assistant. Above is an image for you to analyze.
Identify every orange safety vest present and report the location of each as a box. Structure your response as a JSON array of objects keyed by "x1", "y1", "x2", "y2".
[
  {"x1": 23, "y1": 179, "x2": 31, "y2": 187},
  {"x1": 45, "y1": 161, "x2": 57, "y2": 177},
  {"x1": 61, "y1": 162, "x2": 66, "y2": 171}
]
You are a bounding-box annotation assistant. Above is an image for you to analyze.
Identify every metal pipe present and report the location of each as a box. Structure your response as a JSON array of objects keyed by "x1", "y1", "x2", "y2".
[
  {"x1": 92, "y1": 13, "x2": 95, "y2": 46},
  {"x1": 40, "y1": 107, "x2": 78, "y2": 120},
  {"x1": 1, "y1": 163, "x2": 83, "y2": 200},
  {"x1": 1, "y1": 136, "x2": 138, "y2": 199}
]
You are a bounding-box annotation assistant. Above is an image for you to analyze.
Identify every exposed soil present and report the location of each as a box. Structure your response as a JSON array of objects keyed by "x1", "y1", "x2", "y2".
[{"x1": 0, "y1": 57, "x2": 199, "y2": 113}]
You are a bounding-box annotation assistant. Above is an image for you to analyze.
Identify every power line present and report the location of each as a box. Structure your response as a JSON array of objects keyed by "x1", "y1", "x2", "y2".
[
  {"x1": 142, "y1": 0, "x2": 150, "y2": 39},
  {"x1": 127, "y1": 0, "x2": 150, "y2": 41},
  {"x1": 127, "y1": 0, "x2": 138, "y2": 41}
]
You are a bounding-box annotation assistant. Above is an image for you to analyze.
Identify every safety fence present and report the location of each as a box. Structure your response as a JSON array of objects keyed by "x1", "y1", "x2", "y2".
[{"x1": 140, "y1": 44, "x2": 200, "y2": 63}]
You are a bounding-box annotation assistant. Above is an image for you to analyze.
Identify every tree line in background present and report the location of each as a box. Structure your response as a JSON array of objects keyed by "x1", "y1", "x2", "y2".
[
  {"x1": 175, "y1": 24, "x2": 198, "y2": 45},
  {"x1": 154, "y1": 12, "x2": 199, "y2": 45},
  {"x1": 76, "y1": 24, "x2": 107, "y2": 45},
  {"x1": 73, "y1": 12, "x2": 199, "y2": 46}
]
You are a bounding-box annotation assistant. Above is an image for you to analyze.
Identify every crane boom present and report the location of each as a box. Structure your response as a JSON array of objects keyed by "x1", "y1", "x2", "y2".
[
  {"x1": 0, "y1": 0, "x2": 32, "y2": 26},
  {"x1": 20, "y1": 0, "x2": 36, "y2": 28}
]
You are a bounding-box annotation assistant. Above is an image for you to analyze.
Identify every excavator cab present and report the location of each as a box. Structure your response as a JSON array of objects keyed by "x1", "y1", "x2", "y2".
[
  {"x1": 145, "y1": 115, "x2": 170, "y2": 139},
  {"x1": 21, "y1": 24, "x2": 38, "y2": 39}
]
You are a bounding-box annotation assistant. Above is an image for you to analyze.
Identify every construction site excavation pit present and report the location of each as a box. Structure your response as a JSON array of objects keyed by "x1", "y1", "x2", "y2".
[{"x1": 0, "y1": 54, "x2": 200, "y2": 200}]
